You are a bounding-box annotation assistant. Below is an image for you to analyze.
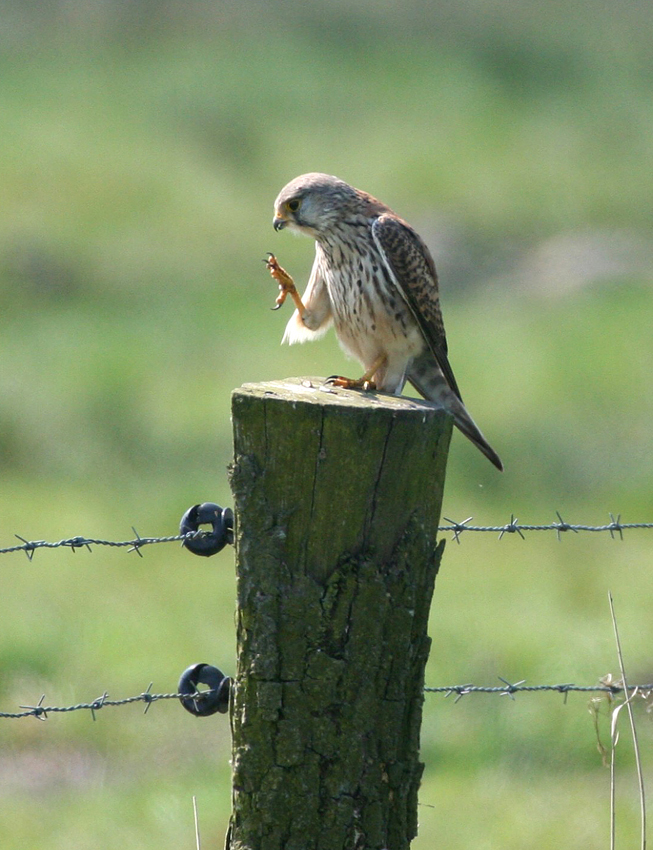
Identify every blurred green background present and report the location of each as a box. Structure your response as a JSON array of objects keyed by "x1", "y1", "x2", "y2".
[{"x1": 1, "y1": 1, "x2": 652, "y2": 847}]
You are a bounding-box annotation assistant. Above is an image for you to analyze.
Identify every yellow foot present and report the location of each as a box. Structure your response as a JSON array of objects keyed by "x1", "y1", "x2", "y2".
[
  {"x1": 324, "y1": 375, "x2": 377, "y2": 392},
  {"x1": 264, "y1": 253, "x2": 300, "y2": 311}
]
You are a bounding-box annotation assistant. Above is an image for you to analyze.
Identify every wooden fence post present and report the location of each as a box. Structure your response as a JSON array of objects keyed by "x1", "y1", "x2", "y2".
[{"x1": 227, "y1": 377, "x2": 452, "y2": 850}]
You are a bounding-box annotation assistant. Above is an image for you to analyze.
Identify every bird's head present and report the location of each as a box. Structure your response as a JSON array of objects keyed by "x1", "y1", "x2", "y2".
[{"x1": 272, "y1": 173, "x2": 360, "y2": 238}]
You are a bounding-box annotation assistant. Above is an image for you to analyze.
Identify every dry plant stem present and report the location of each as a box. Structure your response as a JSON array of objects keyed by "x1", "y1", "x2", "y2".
[
  {"x1": 609, "y1": 697, "x2": 639, "y2": 850},
  {"x1": 193, "y1": 796, "x2": 201, "y2": 850},
  {"x1": 609, "y1": 591, "x2": 647, "y2": 850},
  {"x1": 610, "y1": 701, "x2": 629, "y2": 850},
  {"x1": 611, "y1": 719, "x2": 616, "y2": 850}
]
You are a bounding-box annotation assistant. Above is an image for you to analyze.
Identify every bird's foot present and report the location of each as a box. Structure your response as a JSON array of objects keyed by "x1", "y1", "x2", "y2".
[
  {"x1": 323, "y1": 355, "x2": 386, "y2": 392},
  {"x1": 324, "y1": 375, "x2": 377, "y2": 392},
  {"x1": 264, "y1": 253, "x2": 301, "y2": 311}
]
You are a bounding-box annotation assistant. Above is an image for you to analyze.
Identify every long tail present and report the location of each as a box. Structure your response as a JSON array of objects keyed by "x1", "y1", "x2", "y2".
[{"x1": 407, "y1": 352, "x2": 503, "y2": 471}]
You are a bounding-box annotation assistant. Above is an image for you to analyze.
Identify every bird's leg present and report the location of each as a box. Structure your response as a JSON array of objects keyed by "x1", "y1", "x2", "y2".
[
  {"x1": 324, "y1": 354, "x2": 387, "y2": 392},
  {"x1": 265, "y1": 253, "x2": 307, "y2": 313}
]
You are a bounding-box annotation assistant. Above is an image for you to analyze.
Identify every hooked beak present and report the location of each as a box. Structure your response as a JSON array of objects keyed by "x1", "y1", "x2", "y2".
[{"x1": 273, "y1": 212, "x2": 287, "y2": 231}]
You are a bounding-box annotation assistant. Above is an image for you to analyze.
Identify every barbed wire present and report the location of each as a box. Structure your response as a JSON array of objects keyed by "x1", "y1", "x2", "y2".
[
  {"x1": 0, "y1": 684, "x2": 180, "y2": 720},
  {"x1": 2, "y1": 513, "x2": 653, "y2": 558},
  {"x1": 426, "y1": 678, "x2": 653, "y2": 703},
  {"x1": 438, "y1": 513, "x2": 653, "y2": 543},
  {"x1": 3, "y1": 679, "x2": 652, "y2": 720},
  {"x1": 1, "y1": 683, "x2": 224, "y2": 720},
  {"x1": 0, "y1": 530, "x2": 186, "y2": 559}
]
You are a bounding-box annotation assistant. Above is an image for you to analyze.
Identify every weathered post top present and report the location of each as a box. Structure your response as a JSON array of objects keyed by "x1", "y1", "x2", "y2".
[
  {"x1": 231, "y1": 376, "x2": 451, "y2": 581},
  {"x1": 228, "y1": 377, "x2": 452, "y2": 850}
]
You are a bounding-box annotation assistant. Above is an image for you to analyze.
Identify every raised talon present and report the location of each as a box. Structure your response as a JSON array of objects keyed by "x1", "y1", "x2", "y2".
[{"x1": 264, "y1": 252, "x2": 298, "y2": 311}]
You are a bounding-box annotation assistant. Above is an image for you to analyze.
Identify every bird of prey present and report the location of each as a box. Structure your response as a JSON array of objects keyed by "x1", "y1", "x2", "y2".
[{"x1": 266, "y1": 172, "x2": 503, "y2": 471}]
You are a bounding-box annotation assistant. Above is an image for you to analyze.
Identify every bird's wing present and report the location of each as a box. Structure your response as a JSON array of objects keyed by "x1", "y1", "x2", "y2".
[{"x1": 372, "y1": 213, "x2": 462, "y2": 401}]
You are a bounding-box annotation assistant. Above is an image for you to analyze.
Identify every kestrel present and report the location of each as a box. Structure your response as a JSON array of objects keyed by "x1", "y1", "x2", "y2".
[{"x1": 267, "y1": 172, "x2": 503, "y2": 471}]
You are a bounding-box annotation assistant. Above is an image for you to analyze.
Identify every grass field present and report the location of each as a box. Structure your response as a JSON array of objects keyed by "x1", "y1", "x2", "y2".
[{"x1": 1, "y1": 2, "x2": 652, "y2": 847}]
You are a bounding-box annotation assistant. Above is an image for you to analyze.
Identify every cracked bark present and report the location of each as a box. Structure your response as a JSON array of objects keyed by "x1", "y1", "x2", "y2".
[{"x1": 228, "y1": 377, "x2": 451, "y2": 850}]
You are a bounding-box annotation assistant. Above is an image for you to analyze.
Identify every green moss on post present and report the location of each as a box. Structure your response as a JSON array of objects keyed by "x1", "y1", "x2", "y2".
[{"x1": 227, "y1": 377, "x2": 452, "y2": 850}]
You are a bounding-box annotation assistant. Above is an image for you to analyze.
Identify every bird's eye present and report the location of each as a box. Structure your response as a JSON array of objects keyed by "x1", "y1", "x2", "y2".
[{"x1": 287, "y1": 198, "x2": 301, "y2": 213}]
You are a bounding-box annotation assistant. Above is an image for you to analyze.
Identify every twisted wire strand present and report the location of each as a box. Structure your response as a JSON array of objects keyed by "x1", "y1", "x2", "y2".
[
  {"x1": 3, "y1": 680, "x2": 651, "y2": 720},
  {"x1": 1, "y1": 687, "x2": 208, "y2": 720},
  {"x1": 1, "y1": 532, "x2": 186, "y2": 558},
  {"x1": 2, "y1": 514, "x2": 652, "y2": 557}
]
